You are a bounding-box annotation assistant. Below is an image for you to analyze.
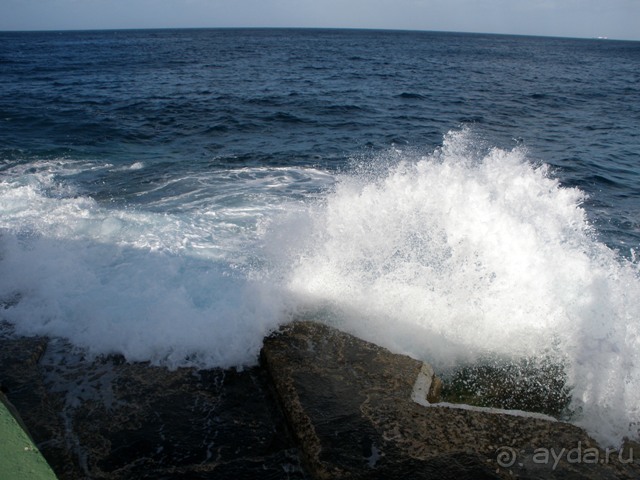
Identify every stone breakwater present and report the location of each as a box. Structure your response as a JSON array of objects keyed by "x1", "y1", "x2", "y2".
[{"x1": 0, "y1": 321, "x2": 638, "y2": 479}]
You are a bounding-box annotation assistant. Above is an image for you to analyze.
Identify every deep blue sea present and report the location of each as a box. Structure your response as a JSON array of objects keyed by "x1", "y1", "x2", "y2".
[{"x1": 1, "y1": 28, "x2": 639, "y2": 446}]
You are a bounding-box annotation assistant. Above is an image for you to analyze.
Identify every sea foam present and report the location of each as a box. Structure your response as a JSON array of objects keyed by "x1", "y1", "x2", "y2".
[
  {"x1": 0, "y1": 162, "x2": 293, "y2": 369},
  {"x1": 1, "y1": 131, "x2": 639, "y2": 447},
  {"x1": 284, "y1": 130, "x2": 640, "y2": 447}
]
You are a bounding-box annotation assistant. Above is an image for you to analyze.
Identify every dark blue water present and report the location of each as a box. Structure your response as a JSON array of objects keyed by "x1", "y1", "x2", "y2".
[
  {"x1": 2, "y1": 29, "x2": 639, "y2": 248},
  {"x1": 1, "y1": 29, "x2": 640, "y2": 446}
]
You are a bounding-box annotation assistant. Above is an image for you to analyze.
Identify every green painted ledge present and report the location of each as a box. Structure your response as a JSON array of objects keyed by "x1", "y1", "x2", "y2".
[{"x1": 0, "y1": 395, "x2": 57, "y2": 480}]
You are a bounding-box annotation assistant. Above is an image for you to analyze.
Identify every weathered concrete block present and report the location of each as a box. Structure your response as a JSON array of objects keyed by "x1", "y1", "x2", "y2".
[{"x1": 262, "y1": 321, "x2": 640, "y2": 480}]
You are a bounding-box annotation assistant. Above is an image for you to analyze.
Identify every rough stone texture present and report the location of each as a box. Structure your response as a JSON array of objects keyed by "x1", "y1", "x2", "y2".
[
  {"x1": 261, "y1": 321, "x2": 640, "y2": 480},
  {"x1": 2, "y1": 319, "x2": 640, "y2": 480},
  {"x1": 0, "y1": 325, "x2": 307, "y2": 480}
]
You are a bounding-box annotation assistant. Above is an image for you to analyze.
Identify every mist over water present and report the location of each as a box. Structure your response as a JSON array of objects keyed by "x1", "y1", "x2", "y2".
[
  {"x1": 0, "y1": 160, "x2": 298, "y2": 367},
  {"x1": 1, "y1": 130, "x2": 639, "y2": 446},
  {"x1": 285, "y1": 130, "x2": 640, "y2": 447}
]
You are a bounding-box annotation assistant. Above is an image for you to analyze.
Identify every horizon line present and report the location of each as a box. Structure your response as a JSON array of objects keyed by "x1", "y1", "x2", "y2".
[{"x1": 0, "y1": 25, "x2": 635, "y2": 43}]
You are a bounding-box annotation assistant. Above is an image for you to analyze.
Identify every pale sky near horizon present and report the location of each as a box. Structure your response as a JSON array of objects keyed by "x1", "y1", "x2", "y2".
[{"x1": 0, "y1": 0, "x2": 638, "y2": 41}]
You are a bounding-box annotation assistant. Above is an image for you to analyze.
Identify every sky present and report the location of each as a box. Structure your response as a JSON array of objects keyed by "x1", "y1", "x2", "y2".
[{"x1": 0, "y1": 0, "x2": 638, "y2": 41}]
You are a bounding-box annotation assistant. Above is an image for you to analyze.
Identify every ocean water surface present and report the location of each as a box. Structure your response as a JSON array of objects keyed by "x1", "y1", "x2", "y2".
[{"x1": 1, "y1": 28, "x2": 639, "y2": 447}]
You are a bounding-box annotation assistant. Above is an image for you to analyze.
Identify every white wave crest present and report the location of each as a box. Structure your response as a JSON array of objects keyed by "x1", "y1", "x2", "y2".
[{"x1": 283, "y1": 130, "x2": 640, "y2": 447}]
